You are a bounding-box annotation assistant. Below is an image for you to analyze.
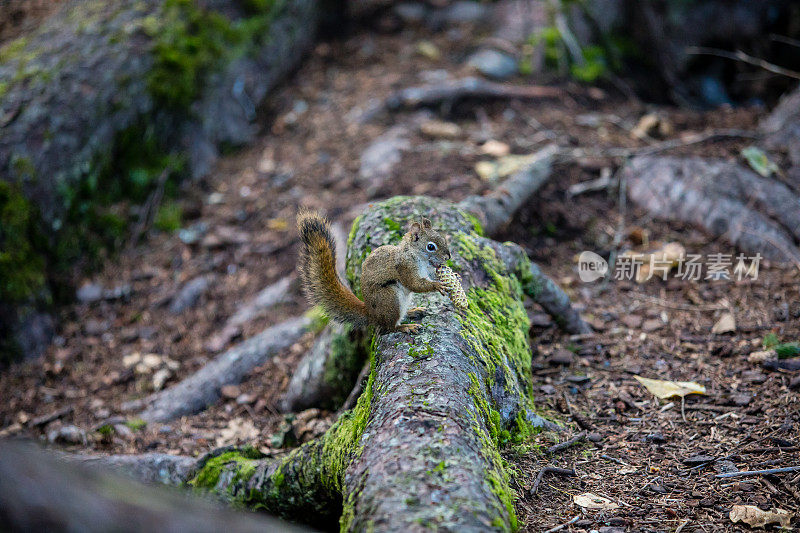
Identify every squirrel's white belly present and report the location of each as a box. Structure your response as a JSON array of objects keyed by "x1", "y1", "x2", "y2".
[{"x1": 394, "y1": 284, "x2": 412, "y2": 325}]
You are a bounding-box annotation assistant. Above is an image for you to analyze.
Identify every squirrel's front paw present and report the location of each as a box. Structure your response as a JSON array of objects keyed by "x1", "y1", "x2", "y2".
[{"x1": 434, "y1": 281, "x2": 447, "y2": 295}]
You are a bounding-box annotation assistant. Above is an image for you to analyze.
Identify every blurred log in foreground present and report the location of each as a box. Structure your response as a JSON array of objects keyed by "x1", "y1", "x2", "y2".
[{"x1": 0, "y1": 440, "x2": 309, "y2": 533}]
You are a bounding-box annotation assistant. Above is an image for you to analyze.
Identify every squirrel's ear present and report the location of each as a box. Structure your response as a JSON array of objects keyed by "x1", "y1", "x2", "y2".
[
  {"x1": 421, "y1": 217, "x2": 432, "y2": 229},
  {"x1": 409, "y1": 221, "x2": 422, "y2": 241}
]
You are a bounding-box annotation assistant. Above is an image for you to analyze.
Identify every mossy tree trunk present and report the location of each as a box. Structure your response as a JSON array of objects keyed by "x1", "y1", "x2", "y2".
[
  {"x1": 0, "y1": 0, "x2": 321, "y2": 362},
  {"x1": 185, "y1": 196, "x2": 584, "y2": 531}
]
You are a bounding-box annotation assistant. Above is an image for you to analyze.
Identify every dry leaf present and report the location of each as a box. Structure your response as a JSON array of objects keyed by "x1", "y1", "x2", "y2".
[
  {"x1": 416, "y1": 40, "x2": 441, "y2": 60},
  {"x1": 475, "y1": 153, "x2": 540, "y2": 182},
  {"x1": 634, "y1": 376, "x2": 706, "y2": 399},
  {"x1": 729, "y1": 505, "x2": 792, "y2": 528},
  {"x1": 573, "y1": 492, "x2": 619, "y2": 511},
  {"x1": 216, "y1": 417, "x2": 260, "y2": 447},
  {"x1": 480, "y1": 140, "x2": 510, "y2": 157},
  {"x1": 712, "y1": 312, "x2": 736, "y2": 334},
  {"x1": 420, "y1": 119, "x2": 462, "y2": 139},
  {"x1": 747, "y1": 350, "x2": 774, "y2": 363}
]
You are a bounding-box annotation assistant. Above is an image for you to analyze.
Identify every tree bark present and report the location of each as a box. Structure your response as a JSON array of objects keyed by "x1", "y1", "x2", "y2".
[{"x1": 624, "y1": 156, "x2": 800, "y2": 263}]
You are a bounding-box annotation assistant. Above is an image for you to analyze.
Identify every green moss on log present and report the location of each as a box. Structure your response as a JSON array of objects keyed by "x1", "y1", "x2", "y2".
[
  {"x1": 0, "y1": 182, "x2": 46, "y2": 304},
  {"x1": 189, "y1": 346, "x2": 378, "y2": 528}
]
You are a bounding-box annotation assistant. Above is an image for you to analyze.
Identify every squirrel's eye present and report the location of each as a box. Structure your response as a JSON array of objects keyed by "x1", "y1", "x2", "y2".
[{"x1": 426, "y1": 242, "x2": 437, "y2": 252}]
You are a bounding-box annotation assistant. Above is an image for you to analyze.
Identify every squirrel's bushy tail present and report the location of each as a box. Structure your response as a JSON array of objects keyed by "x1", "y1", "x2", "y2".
[{"x1": 297, "y1": 210, "x2": 368, "y2": 327}]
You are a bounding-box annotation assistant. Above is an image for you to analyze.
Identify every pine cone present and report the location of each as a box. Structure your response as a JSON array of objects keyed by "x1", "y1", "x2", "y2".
[{"x1": 436, "y1": 265, "x2": 468, "y2": 309}]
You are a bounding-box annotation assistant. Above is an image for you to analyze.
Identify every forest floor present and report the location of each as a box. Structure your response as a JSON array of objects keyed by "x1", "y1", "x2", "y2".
[{"x1": 2, "y1": 17, "x2": 799, "y2": 533}]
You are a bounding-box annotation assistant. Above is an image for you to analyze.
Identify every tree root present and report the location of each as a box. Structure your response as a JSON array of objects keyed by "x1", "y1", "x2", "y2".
[{"x1": 130, "y1": 315, "x2": 313, "y2": 423}]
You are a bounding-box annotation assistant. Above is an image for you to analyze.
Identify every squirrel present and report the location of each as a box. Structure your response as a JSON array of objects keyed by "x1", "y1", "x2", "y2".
[{"x1": 297, "y1": 210, "x2": 451, "y2": 333}]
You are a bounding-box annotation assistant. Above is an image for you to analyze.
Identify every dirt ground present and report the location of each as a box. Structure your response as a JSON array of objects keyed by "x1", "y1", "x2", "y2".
[{"x1": 1, "y1": 17, "x2": 798, "y2": 533}]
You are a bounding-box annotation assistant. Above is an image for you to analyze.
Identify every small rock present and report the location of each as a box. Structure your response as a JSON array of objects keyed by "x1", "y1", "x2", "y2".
[
  {"x1": 729, "y1": 393, "x2": 753, "y2": 406},
  {"x1": 747, "y1": 349, "x2": 774, "y2": 363},
  {"x1": 152, "y1": 368, "x2": 172, "y2": 391},
  {"x1": 540, "y1": 384, "x2": 556, "y2": 395},
  {"x1": 713, "y1": 460, "x2": 738, "y2": 474},
  {"x1": 790, "y1": 375, "x2": 800, "y2": 389},
  {"x1": 113, "y1": 424, "x2": 135, "y2": 441},
  {"x1": 393, "y1": 2, "x2": 428, "y2": 24},
  {"x1": 439, "y1": 1, "x2": 488, "y2": 25},
  {"x1": 566, "y1": 374, "x2": 590, "y2": 384},
  {"x1": 741, "y1": 370, "x2": 767, "y2": 384},
  {"x1": 574, "y1": 520, "x2": 593, "y2": 529},
  {"x1": 643, "y1": 432, "x2": 667, "y2": 444},
  {"x1": 76, "y1": 283, "x2": 103, "y2": 303},
  {"x1": 599, "y1": 527, "x2": 626, "y2": 533},
  {"x1": 416, "y1": 40, "x2": 441, "y2": 61},
  {"x1": 48, "y1": 425, "x2": 87, "y2": 445},
  {"x1": 83, "y1": 319, "x2": 108, "y2": 336},
  {"x1": 642, "y1": 318, "x2": 663, "y2": 332},
  {"x1": 621, "y1": 315, "x2": 642, "y2": 329},
  {"x1": 587, "y1": 432, "x2": 603, "y2": 443},
  {"x1": 682, "y1": 454, "x2": 715, "y2": 466},
  {"x1": 169, "y1": 276, "x2": 210, "y2": 314},
  {"x1": 236, "y1": 393, "x2": 257, "y2": 405},
  {"x1": 467, "y1": 49, "x2": 518, "y2": 80},
  {"x1": 549, "y1": 348, "x2": 575, "y2": 366},
  {"x1": 359, "y1": 127, "x2": 410, "y2": 184},
  {"x1": 178, "y1": 222, "x2": 208, "y2": 245},
  {"x1": 530, "y1": 313, "x2": 552, "y2": 327},
  {"x1": 221, "y1": 385, "x2": 242, "y2": 399}
]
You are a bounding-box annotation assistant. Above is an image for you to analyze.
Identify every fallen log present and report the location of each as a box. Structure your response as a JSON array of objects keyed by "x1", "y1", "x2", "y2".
[
  {"x1": 180, "y1": 196, "x2": 578, "y2": 530},
  {"x1": 130, "y1": 315, "x2": 314, "y2": 423},
  {"x1": 0, "y1": 441, "x2": 308, "y2": 533}
]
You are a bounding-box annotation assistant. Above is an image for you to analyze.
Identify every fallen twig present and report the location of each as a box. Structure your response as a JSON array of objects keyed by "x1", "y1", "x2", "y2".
[
  {"x1": 531, "y1": 466, "x2": 576, "y2": 494},
  {"x1": 385, "y1": 77, "x2": 563, "y2": 112},
  {"x1": 543, "y1": 515, "x2": 580, "y2": 533},
  {"x1": 741, "y1": 446, "x2": 800, "y2": 454},
  {"x1": 715, "y1": 466, "x2": 800, "y2": 479},
  {"x1": 28, "y1": 406, "x2": 73, "y2": 428},
  {"x1": 686, "y1": 46, "x2": 800, "y2": 80},
  {"x1": 547, "y1": 431, "x2": 587, "y2": 454}
]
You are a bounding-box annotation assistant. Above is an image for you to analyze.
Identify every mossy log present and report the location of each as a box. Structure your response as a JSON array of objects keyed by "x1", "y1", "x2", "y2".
[
  {"x1": 183, "y1": 196, "x2": 583, "y2": 530},
  {"x1": 55, "y1": 196, "x2": 584, "y2": 530}
]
